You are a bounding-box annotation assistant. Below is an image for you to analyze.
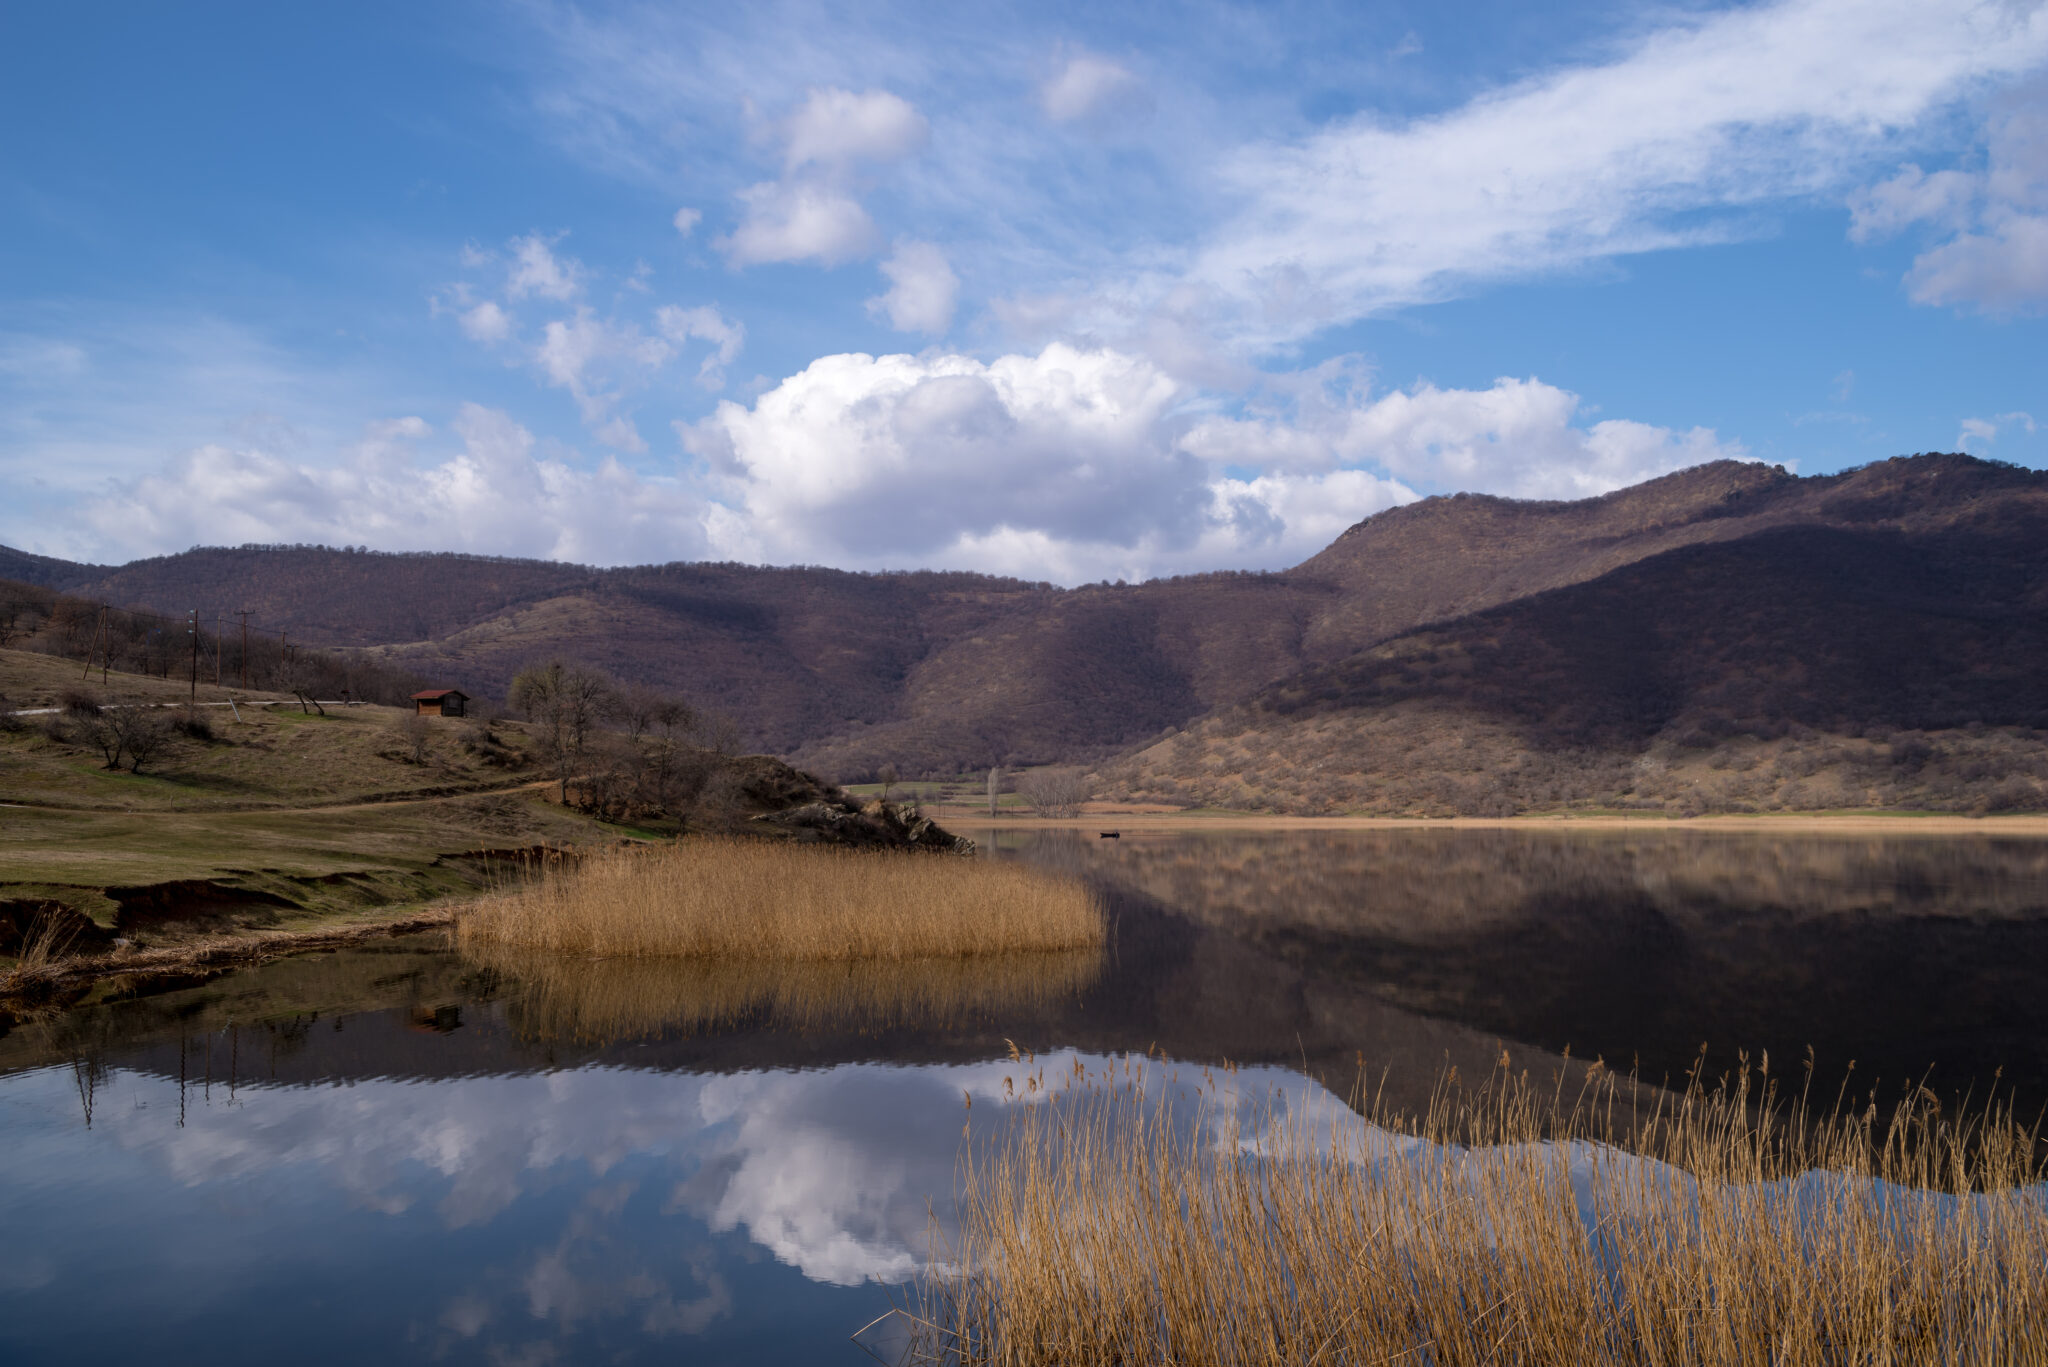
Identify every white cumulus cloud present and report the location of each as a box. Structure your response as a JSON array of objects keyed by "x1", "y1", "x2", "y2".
[
  {"x1": 657, "y1": 304, "x2": 746, "y2": 388},
  {"x1": 505, "y1": 233, "x2": 584, "y2": 302},
  {"x1": 1855, "y1": 79, "x2": 2048, "y2": 313},
  {"x1": 678, "y1": 345, "x2": 1740, "y2": 579},
  {"x1": 719, "y1": 182, "x2": 878, "y2": 267},
  {"x1": 781, "y1": 87, "x2": 928, "y2": 172},
  {"x1": 867, "y1": 241, "x2": 959, "y2": 334},
  {"x1": 89, "y1": 406, "x2": 711, "y2": 565},
  {"x1": 718, "y1": 87, "x2": 927, "y2": 269},
  {"x1": 458, "y1": 301, "x2": 513, "y2": 344}
]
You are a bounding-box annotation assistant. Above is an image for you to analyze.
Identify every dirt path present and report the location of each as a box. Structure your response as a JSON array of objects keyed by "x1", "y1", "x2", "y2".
[
  {"x1": 288, "y1": 778, "x2": 557, "y2": 815},
  {"x1": 2, "y1": 776, "x2": 557, "y2": 817}
]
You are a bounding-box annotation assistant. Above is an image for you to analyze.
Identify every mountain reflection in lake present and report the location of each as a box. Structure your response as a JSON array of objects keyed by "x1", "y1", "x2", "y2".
[{"x1": 3, "y1": 828, "x2": 2045, "y2": 1365}]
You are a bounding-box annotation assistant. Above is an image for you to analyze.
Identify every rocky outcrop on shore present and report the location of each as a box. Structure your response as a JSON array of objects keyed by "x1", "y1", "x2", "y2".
[{"x1": 749, "y1": 797, "x2": 975, "y2": 853}]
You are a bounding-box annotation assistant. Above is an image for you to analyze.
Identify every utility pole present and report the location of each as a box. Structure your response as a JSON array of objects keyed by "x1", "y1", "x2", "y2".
[
  {"x1": 187, "y1": 608, "x2": 198, "y2": 701},
  {"x1": 214, "y1": 612, "x2": 222, "y2": 686},
  {"x1": 79, "y1": 604, "x2": 105, "y2": 681},
  {"x1": 238, "y1": 611, "x2": 249, "y2": 690}
]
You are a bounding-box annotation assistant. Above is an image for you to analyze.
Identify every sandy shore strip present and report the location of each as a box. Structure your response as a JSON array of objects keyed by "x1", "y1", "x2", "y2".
[{"x1": 944, "y1": 811, "x2": 2048, "y2": 836}]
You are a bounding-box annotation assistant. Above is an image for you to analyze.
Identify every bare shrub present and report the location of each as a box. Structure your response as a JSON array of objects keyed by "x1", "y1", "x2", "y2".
[
  {"x1": 1017, "y1": 768, "x2": 1090, "y2": 818},
  {"x1": 398, "y1": 712, "x2": 432, "y2": 764},
  {"x1": 460, "y1": 719, "x2": 519, "y2": 767}
]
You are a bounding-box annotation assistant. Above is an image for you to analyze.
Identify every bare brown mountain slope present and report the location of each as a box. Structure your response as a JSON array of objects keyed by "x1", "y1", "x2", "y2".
[
  {"x1": 1104, "y1": 482, "x2": 2048, "y2": 815},
  {"x1": 15, "y1": 453, "x2": 2045, "y2": 779}
]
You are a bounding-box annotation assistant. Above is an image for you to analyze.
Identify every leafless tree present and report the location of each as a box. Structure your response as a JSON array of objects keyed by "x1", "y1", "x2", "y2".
[
  {"x1": 399, "y1": 712, "x2": 432, "y2": 764},
  {"x1": 113, "y1": 708, "x2": 174, "y2": 774},
  {"x1": 699, "y1": 712, "x2": 744, "y2": 757},
  {"x1": 65, "y1": 693, "x2": 124, "y2": 769},
  {"x1": 274, "y1": 653, "x2": 326, "y2": 715},
  {"x1": 877, "y1": 763, "x2": 898, "y2": 803},
  {"x1": 1017, "y1": 767, "x2": 1089, "y2": 819},
  {"x1": 652, "y1": 696, "x2": 698, "y2": 742},
  {"x1": 510, "y1": 659, "x2": 619, "y2": 801},
  {"x1": 614, "y1": 685, "x2": 661, "y2": 740},
  {"x1": 0, "y1": 601, "x2": 29, "y2": 648}
]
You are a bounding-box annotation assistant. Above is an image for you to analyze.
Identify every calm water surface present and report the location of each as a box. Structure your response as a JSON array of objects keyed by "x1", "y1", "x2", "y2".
[{"x1": 4, "y1": 828, "x2": 2046, "y2": 1365}]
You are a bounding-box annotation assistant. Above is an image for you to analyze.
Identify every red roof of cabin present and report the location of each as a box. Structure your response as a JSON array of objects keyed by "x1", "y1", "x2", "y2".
[{"x1": 411, "y1": 689, "x2": 468, "y2": 700}]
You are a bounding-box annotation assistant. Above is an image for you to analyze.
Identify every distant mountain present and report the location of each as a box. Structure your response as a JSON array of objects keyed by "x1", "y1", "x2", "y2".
[
  {"x1": 1104, "y1": 455, "x2": 2048, "y2": 814},
  {"x1": 13, "y1": 453, "x2": 2048, "y2": 809},
  {"x1": 0, "y1": 543, "x2": 107, "y2": 589}
]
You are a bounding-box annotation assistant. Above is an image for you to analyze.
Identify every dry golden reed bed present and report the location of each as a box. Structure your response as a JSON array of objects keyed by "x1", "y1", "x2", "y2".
[
  {"x1": 455, "y1": 839, "x2": 1104, "y2": 960},
  {"x1": 466, "y1": 945, "x2": 1104, "y2": 1042},
  {"x1": 914, "y1": 1057, "x2": 2048, "y2": 1366}
]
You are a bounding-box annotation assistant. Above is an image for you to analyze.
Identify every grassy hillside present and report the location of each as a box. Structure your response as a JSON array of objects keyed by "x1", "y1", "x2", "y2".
[
  {"x1": 1, "y1": 652, "x2": 538, "y2": 813},
  {"x1": 0, "y1": 648, "x2": 609, "y2": 950}
]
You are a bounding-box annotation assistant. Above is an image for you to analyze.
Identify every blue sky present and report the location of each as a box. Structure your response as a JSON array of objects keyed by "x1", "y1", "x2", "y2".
[{"x1": 2, "y1": 0, "x2": 2044, "y2": 581}]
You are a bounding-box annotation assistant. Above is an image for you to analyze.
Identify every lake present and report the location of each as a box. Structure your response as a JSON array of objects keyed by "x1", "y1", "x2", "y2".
[{"x1": 4, "y1": 827, "x2": 2046, "y2": 1365}]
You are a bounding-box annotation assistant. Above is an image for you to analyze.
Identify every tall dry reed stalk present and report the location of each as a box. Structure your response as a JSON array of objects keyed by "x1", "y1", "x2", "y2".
[
  {"x1": 456, "y1": 839, "x2": 1104, "y2": 960},
  {"x1": 466, "y1": 944, "x2": 1104, "y2": 1043},
  {"x1": 914, "y1": 1055, "x2": 2048, "y2": 1366},
  {"x1": 1, "y1": 910, "x2": 79, "y2": 992}
]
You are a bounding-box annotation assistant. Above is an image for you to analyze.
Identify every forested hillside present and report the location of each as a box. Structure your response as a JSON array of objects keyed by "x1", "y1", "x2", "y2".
[{"x1": 12, "y1": 453, "x2": 2048, "y2": 808}]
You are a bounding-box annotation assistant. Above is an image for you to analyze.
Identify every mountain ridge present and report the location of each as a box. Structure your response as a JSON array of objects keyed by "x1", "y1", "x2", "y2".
[{"x1": 7, "y1": 452, "x2": 2044, "y2": 798}]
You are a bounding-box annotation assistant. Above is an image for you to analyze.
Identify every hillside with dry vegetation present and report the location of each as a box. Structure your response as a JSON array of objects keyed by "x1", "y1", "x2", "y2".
[
  {"x1": 0, "y1": 647, "x2": 966, "y2": 976},
  {"x1": 1099, "y1": 489, "x2": 2048, "y2": 814},
  {"x1": 9, "y1": 453, "x2": 2048, "y2": 811}
]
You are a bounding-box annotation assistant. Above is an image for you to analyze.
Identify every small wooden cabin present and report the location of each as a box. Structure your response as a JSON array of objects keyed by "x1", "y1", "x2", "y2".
[{"x1": 411, "y1": 688, "x2": 469, "y2": 718}]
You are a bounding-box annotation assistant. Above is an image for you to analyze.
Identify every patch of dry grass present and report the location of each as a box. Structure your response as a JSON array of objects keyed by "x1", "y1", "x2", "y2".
[
  {"x1": 467, "y1": 945, "x2": 1103, "y2": 1042},
  {"x1": 914, "y1": 1058, "x2": 2048, "y2": 1366},
  {"x1": 455, "y1": 839, "x2": 1104, "y2": 960}
]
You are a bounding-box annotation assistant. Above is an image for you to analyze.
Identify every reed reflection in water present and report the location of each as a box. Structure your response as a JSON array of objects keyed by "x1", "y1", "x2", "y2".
[{"x1": 467, "y1": 945, "x2": 1105, "y2": 1044}]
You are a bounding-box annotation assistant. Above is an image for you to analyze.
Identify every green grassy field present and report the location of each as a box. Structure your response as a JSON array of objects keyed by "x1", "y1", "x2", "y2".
[
  {"x1": 2, "y1": 648, "x2": 543, "y2": 812},
  {"x1": 0, "y1": 648, "x2": 625, "y2": 957}
]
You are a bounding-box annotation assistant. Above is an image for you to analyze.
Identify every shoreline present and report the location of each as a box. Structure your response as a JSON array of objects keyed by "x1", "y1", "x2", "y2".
[
  {"x1": 946, "y1": 811, "x2": 2048, "y2": 836},
  {"x1": 13, "y1": 808, "x2": 2048, "y2": 1003},
  {"x1": 1, "y1": 907, "x2": 460, "y2": 1006}
]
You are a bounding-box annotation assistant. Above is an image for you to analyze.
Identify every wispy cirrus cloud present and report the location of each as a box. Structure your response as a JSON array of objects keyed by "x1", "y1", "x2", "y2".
[
  {"x1": 1190, "y1": 0, "x2": 2048, "y2": 345},
  {"x1": 515, "y1": 0, "x2": 2048, "y2": 351},
  {"x1": 439, "y1": 234, "x2": 744, "y2": 450}
]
